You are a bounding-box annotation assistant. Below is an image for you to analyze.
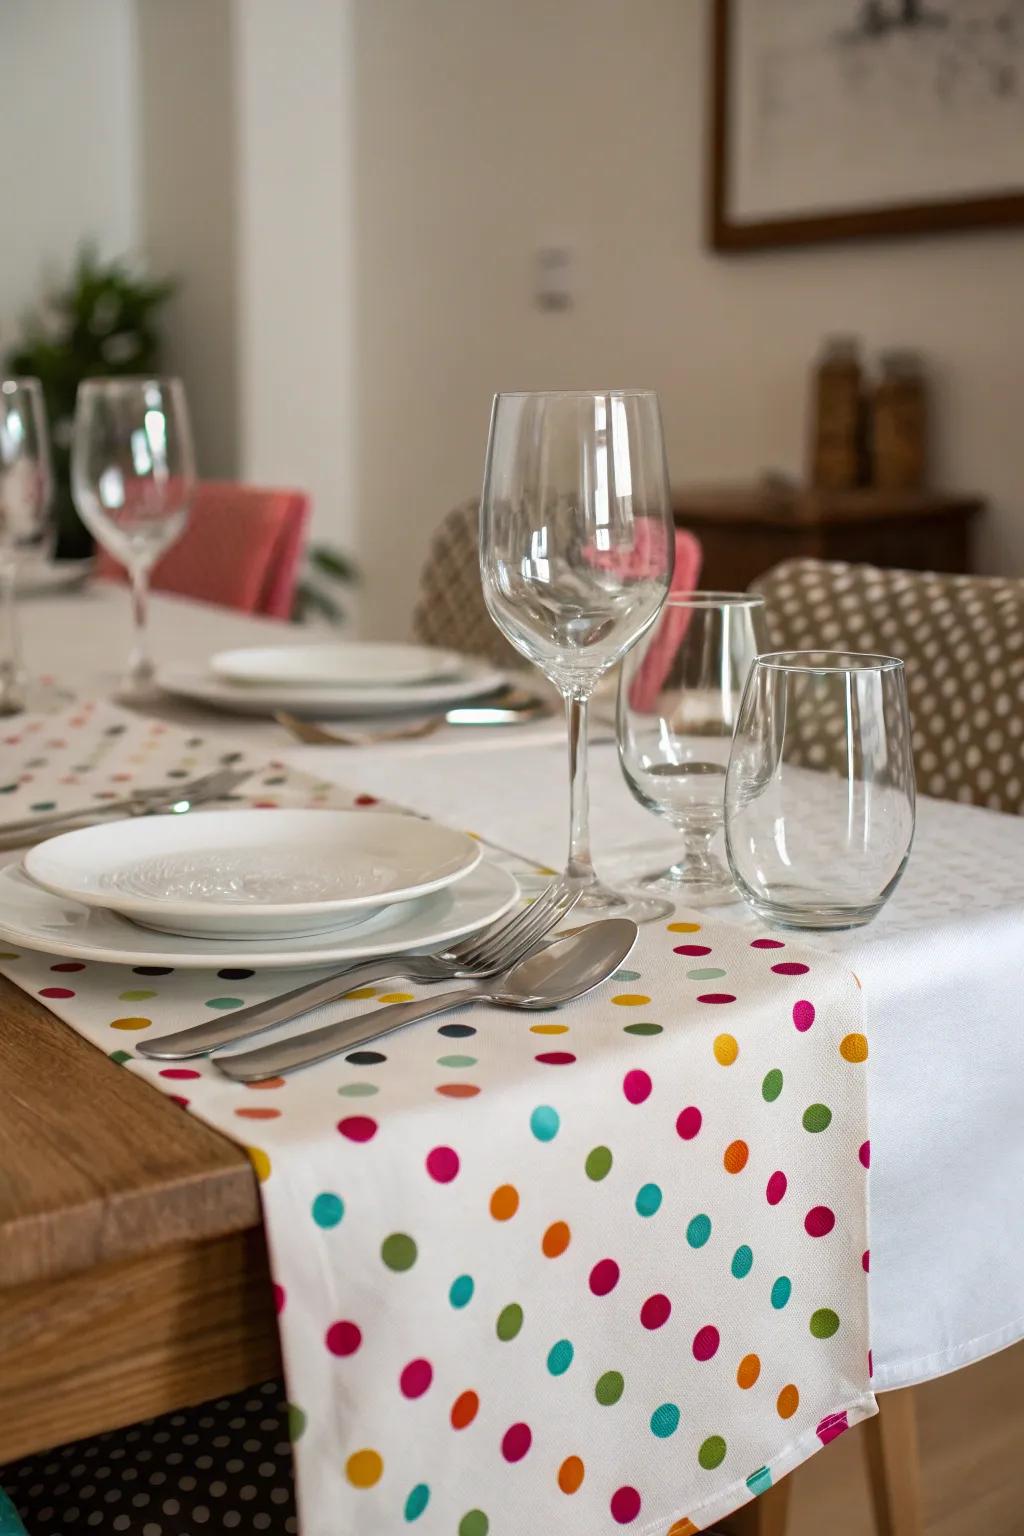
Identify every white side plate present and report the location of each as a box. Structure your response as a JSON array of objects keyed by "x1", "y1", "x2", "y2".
[
  {"x1": 157, "y1": 661, "x2": 508, "y2": 719},
  {"x1": 211, "y1": 641, "x2": 466, "y2": 689}
]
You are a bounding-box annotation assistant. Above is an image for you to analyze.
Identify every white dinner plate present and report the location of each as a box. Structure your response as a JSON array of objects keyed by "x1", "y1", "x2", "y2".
[
  {"x1": 0, "y1": 860, "x2": 519, "y2": 969},
  {"x1": 24, "y1": 809, "x2": 481, "y2": 940},
  {"x1": 211, "y1": 641, "x2": 466, "y2": 689},
  {"x1": 157, "y1": 660, "x2": 508, "y2": 719}
]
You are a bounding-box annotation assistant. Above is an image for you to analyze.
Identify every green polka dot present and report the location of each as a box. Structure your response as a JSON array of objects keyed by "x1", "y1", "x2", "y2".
[
  {"x1": 119, "y1": 989, "x2": 156, "y2": 1002},
  {"x1": 205, "y1": 996, "x2": 244, "y2": 1010},
  {"x1": 803, "y1": 1103, "x2": 832, "y2": 1133},
  {"x1": 586, "y1": 1145, "x2": 613, "y2": 1181},
  {"x1": 547, "y1": 1338, "x2": 574, "y2": 1375},
  {"x1": 636, "y1": 1182, "x2": 663, "y2": 1217},
  {"x1": 731, "y1": 1244, "x2": 754, "y2": 1278},
  {"x1": 687, "y1": 1213, "x2": 712, "y2": 1248},
  {"x1": 612, "y1": 968, "x2": 641, "y2": 981},
  {"x1": 496, "y1": 1303, "x2": 523, "y2": 1341},
  {"x1": 623, "y1": 1022, "x2": 662, "y2": 1036},
  {"x1": 109, "y1": 1049, "x2": 132, "y2": 1064},
  {"x1": 650, "y1": 1402, "x2": 680, "y2": 1437},
  {"x1": 762, "y1": 1068, "x2": 784, "y2": 1102},
  {"x1": 404, "y1": 1483, "x2": 430, "y2": 1521},
  {"x1": 810, "y1": 1308, "x2": 841, "y2": 1338},
  {"x1": 30, "y1": 800, "x2": 56, "y2": 812},
  {"x1": 0, "y1": 951, "x2": 20, "y2": 960},
  {"x1": 595, "y1": 1370, "x2": 624, "y2": 1405},
  {"x1": 337, "y1": 1082, "x2": 379, "y2": 1096},
  {"x1": 698, "y1": 1434, "x2": 727, "y2": 1470},
  {"x1": 312, "y1": 1192, "x2": 344, "y2": 1228},
  {"x1": 530, "y1": 1105, "x2": 560, "y2": 1141},
  {"x1": 381, "y1": 1232, "x2": 417, "y2": 1271},
  {"x1": 458, "y1": 1514, "x2": 488, "y2": 1536},
  {"x1": 687, "y1": 967, "x2": 727, "y2": 980},
  {"x1": 449, "y1": 1274, "x2": 474, "y2": 1308},
  {"x1": 771, "y1": 1276, "x2": 792, "y2": 1309},
  {"x1": 437, "y1": 1054, "x2": 477, "y2": 1067},
  {"x1": 287, "y1": 1404, "x2": 306, "y2": 1441}
]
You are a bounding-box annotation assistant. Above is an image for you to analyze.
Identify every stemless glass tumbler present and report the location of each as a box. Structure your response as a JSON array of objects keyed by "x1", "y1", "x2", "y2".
[
  {"x1": 618, "y1": 593, "x2": 765, "y2": 902},
  {"x1": 480, "y1": 390, "x2": 675, "y2": 921},
  {"x1": 724, "y1": 651, "x2": 916, "y2": 929}
]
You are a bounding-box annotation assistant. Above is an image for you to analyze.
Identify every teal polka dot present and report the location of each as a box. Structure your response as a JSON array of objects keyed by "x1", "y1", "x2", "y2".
[
  {"x1": 623, "y1": 1022, "x2": 662, "y2": 1036},
  {"x1": 635, "y1": 1182, "x2": 663, "y2": 1217},
  {"x1": 405, "y1": 1484, "x2": 430, "y2": 1521},
  {"x1": 437, "y1": 1054, "x2": 477, "y2": 1068},
  {"x1": 803, "y1": 1103, "x2": 833, "y2": 1133},
  {"x1": 612, "y1": 969, "x2": 641, "y2": 981},
  {"x1": 30, "y1": 800, "x2": 56, "y2": 812},
  {"x1": 687, "y1": 1213, "x2": 712, "y2": 1248},
  {"x1": 731, "y1": 1244, "x2": 754, "y2": 1278},
  {"x1": 337, "y1": 1082, "x2": 379, "y2": 1096},
  {"x1": 205, "y1": 996, "x2": 243, "y2": 1009},
  {"x1": 650, "y1": 1402, "x2": 680, "y2": 1438},
  {"x1": 449, "y1": 1274, "x2": 474, "y2": 1309},
  {"x1": 687, "y1": 967, "x2": 727, "y2": 980},
  {"x1": 530, "y1": 1105, "x2": 560, "y2": 1141},
  {"x1": 312, "y1": 1192, "x2": 344, "y2": 1228},
  {"x1": 747, "y1": 1467, "x2": 773, "y2": 1496},
  {"x1": 771, "y1": 1276, "x2": 793, "y2": 1309},
  {"x1": 762, "y1": 1069, "x2": 784, "y2": 1102},
  {"x1": 547, "y1": 1338, "x2": 574, "y2": 1375}
]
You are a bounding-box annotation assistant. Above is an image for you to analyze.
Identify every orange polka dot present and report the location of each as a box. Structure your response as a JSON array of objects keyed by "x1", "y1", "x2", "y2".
[
  {"x1": 436, "y1": 1083, "x2": 480, "y2": 1098},
  {"x1": 234, "y1": 1107, "x2": 281, "y2": 1120},
  {"x1": 724, "y1": 1139, "x2": 749, "y2": 1174},
  {"x1": 247, "y1": 1147, "x2": 271, "y2": 1182},
  {"x1": 667, "y1": 1521, "x2": 700, "y2": 1536},
  {"x1": 612, "y1": 993, "x2": 651, "y2": 1006},
  {"x1": 737, "y1": 1353, "x2": 761, "y2": 1389},
  {"x1": 490, "y1": 1183, "x2": 519, "y2": 1220},
  {"x1": 558, "y1": 1456, "x2": 585, "y2": 1494},
  {"x1": 542, "y1": 1221, "x2": 571, "y2": 1258},
  {"x1": 451, "y1": 1390, "x2": 479, "y2": 1429},
  {"x1": 667, "y1": 922, "x2": 701, "y2": 933},
  {"x1": 109, "y1": 1015, "x2": 152, "y2": 1031},
  {"x1": 713, "y1": 1033, "x2": 738, "y2": 1065},
  {"x1": 777, "y1": 1384, "x2": 800, "y2": 1419},
  {"x1": 246, "y1": 1076, "x2": 285, "y2": 1090},
  {"x1": 345, "y1": 1448, "x2": 382, "y2": 1487},
  {"x1": 530, "y1": 1023, "x2": 570, "y2": 1034},
  {"x1": 840, "y1": 1032, "x2": 869, "y2": 1062}
]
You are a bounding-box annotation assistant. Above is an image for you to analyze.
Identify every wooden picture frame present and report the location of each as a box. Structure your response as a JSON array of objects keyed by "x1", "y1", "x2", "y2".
[{"x1": 709, "y1": 0, "x2": 1024, "y2": 252}]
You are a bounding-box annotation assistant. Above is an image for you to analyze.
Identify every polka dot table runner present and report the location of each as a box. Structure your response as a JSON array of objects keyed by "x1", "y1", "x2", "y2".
[{"x1": 0, "y1": 707, "x2": 875, "y2": 1534}]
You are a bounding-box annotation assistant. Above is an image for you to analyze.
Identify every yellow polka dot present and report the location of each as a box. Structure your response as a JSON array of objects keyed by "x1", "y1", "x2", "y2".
[
  {"x1": 109, "y1": 1015, "x2": 152, "y2": 1031},
  {"x1": 377, "y1": 992, "x2": 414, "y2": 1003},
  {"x1": 840, "y1": 1032, "x2": 868, "y2": 1062},
  {"x1": 535, "y1": 865, "x2": 558, "y2": 876},
  {"x1": 247, "y1": 1146, "x2": 271, "y2": 1183},
  {"x1": 346, "y1": 1448, "x2": 383, "y2": 1488},
  {"x1": 667, "y1": 921, "x2": 701, "y2": 933},
  {"x1": 530, "y1": 1023, "x2": 569, "y2": 1034},
  {"x1": 343, "y1": 987, "x2": 377, "y2": 1000},
  {"x1": 713, "y1": 1033, "x2": 738, "y2": 1066},
  {"x1": 612, "y1": 993, "x2": 651, "y2": 1006}
]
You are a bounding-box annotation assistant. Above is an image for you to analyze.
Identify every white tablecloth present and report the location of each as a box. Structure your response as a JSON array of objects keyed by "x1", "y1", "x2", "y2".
[{"x1": 17, "y1": 586, "x2": 1024, "y2": 1391}]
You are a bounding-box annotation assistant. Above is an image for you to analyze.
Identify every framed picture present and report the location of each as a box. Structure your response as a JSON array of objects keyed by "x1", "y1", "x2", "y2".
[{"x1": 709, "y1": 0, "x2": 1024, "y2": 250}]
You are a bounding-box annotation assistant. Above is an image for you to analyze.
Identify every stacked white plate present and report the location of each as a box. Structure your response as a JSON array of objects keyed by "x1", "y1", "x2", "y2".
[
  {"x1": 158, "y1": 640, "x2": 508, "y2": 720},
  {"x1": 2, "y1": 808, "x2": 519, "y2": 970}
]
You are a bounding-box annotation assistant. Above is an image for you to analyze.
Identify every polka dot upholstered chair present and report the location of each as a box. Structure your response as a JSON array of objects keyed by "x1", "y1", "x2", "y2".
[{"x1": 752, "y1": 560, "x2": 1024, "y2": 815}]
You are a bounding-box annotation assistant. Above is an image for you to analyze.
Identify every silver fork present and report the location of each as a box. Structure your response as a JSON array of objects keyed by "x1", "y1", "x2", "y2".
[
  {"x1": 0, "y1": 765, "x2": 252, "y2": 851},
  {"x1": 137, "y1": 877, "x2": 581, "y2": 1061}
]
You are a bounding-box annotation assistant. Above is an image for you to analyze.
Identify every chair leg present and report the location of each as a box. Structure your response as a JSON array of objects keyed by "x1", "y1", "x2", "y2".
[
  {"x1": 862, "y1": 1389, "x2": 925, "y2": 1536},
  {"x1": 719, "y1": 1476, "x2": 792, "y2": 1536}
]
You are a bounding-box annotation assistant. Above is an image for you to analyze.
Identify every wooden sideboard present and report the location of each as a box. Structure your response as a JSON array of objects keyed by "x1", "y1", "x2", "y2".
[{"x1": 673, "y1": 485, "x2": 984, "y2": 591}]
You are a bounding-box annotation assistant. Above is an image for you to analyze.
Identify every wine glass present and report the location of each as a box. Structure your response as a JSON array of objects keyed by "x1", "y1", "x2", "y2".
[
  {"x1": 0, "y1": 379, "x2": 55, "y2": 715},
  {"x1": 480, "y1": 390, "x2": 674, "y2": 921},
  {"x1": 724, "y1": 651, "x2": 916, "y2": 929},
  {"x1": 71, "y1": 377, "x2": 195, "y2": 701},
  {"x1": 617, "y1": 593, "x2": 766, "y2": 902}
]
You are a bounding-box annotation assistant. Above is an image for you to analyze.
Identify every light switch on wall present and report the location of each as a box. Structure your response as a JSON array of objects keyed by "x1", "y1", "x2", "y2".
[{"x1": 533, "y1": 246, "x2": 573, "y2": 311}]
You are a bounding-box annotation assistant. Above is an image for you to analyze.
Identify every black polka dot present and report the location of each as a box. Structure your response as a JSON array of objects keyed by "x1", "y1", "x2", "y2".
[
  {"x1": 132, "y1": 966, "x2": 174, "y2": 976},
  {"x1": 438, "y1": 1022, "x2": 477, "y2": 1037},
  {"x1": 345, "y1": 1049, "x2": 387, "y2": 1065},
  {"x1": 217, "y1": 968, "x2": 254, "y2": 981}
]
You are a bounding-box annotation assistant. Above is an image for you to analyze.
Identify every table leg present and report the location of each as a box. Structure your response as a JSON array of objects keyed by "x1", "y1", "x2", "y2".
[
  {"x1": 862, "y1": 1389, "x2": 925, "y2": 1536},
  {"x1": 719, "y1": 1477, "x2": 791, "y2": 1536}
]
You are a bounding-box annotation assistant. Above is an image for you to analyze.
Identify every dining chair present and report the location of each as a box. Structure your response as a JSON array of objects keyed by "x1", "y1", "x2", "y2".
[
  {"x1": 412, "y1": 499, "x2": 704, "y2": 663},
  {"x1": 96, "y1": 481, "x2": 311, "y2": 620},
  {"x1": 754, "y1": 559, "x2": 1024, "y2": 815}
]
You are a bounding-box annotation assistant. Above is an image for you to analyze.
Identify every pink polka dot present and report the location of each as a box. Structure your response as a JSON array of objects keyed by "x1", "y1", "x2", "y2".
[
  {"x1": 766, "y1": 1171, "x2": 788, "y2": 1206},
  {"x1": 426, "y1": 1145, "x2": 460, "y2": 1183},
  {"x1": 868, "y1": 1350, "x2": 874, "y2": 1377},
  {"x1": 817, "y1": 1412, "x2": 849, "y2": 1446},
  {"x1": 610, "y1": 1487, "x2": 642, "y2": 1524},
  {"x1": 697, "y1": 993, "x2": 736, "y2": 1004},
  {"x1": 400, "y1": 1358, "x2": 433, "y2": 1399},
  {"x1": 501, "y1": 1422, "x2": 532, "y2": 1462},
  {"x1": 273, "y1": 1283, "x2": 286, "y2": 1314},
  {"x1": 159, "y1": 1068, "x2": 201, "y2": 1080},
  {"x1": 589, "y1": 1258, "x2": 620, "y2": 1296},
  {"x1": 623, "y1": 1069, "x2": 651, "y2": 1104},
  {"x1": 805, "y1": 1205, "x2": 836, "y2": 1237},
  {"x1": 355, "y1": 793, "x2": 379, "y2": 806},
  {"x1": 39, "y1": 986, "x2": 75, "y2": 999},
  {"x1": 50, "y1": 961, "x2": 86, "y2": 972},
  {"x1": 692, "y1": 1324, "x2": 720, "y2": 1361},
  {"x1": 168, "y1": 1095, "x2": 189, "y2": 1109},
  {"x1": 338, "y1": 1115, "x2": 377, "y2": 1142},
  {"x1": 326, "y1": 1320, "x2": 362, "y2": 1356},
  {"x1": 773, "y1": 961, "x2": 809, "y2": 975},
  {"x1": 641, "y1": 1293, "x2": 671, "y2": 1330},
  {"x1": 792, "y1": 999, "x2": 815, "y2": 1031},
  {"x1": 676, "y1": 1105, "x2": 702, "y2": 1140},
  {"x1": 863, "y1": 1250, "x2": 870, "y2": 1272},
  {"x1": 674, "y1": 943, "x2": 711, "y2": 956},
  {"x1": 859, "y1": 1140, "x2": 871, "y2": 1169},
  {"x1": 751, "y1": 938, "x2": 784, "y2": 948},
  {"x1": 536, "y1": 1051, "x2": 576, "y2": 1065}
]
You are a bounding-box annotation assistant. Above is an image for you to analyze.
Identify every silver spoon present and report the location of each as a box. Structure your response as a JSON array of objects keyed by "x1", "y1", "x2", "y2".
[{"x1": 215, "y1": 917, "x2": 638, "y2": 1082}]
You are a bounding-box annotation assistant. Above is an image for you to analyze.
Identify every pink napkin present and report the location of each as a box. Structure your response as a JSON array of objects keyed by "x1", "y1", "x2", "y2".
[{"x1": 628, "y1": 527, "x2": 703, "y2": 711}]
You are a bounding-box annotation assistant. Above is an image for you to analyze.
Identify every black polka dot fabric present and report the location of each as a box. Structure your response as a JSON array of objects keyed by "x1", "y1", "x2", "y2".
[{"x1": 1, "y1": 1382, "x2": 296, "y2": 1535}]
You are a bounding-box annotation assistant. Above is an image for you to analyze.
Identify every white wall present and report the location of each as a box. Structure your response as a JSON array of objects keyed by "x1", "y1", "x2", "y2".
[{"x1": 0, "y1": 0, "x2": 138, "y2": 354}]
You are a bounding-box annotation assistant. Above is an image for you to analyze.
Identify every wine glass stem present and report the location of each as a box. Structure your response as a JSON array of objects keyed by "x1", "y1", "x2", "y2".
[
  {"x1": 0, "y1": 562, "x2": 25, "y2": 716},
  {"x1": 129, "y1": 564, "x2": 155, "y2": 688},
  {"x1": 565, "y1": 689, "x2": 595, "y2": 885}
]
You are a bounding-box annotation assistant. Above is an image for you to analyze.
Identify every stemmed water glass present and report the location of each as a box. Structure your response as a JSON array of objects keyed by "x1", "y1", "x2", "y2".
[
  {"x1": 71, "y1": 377, "x2": 195, "y2": 701},
  {"x1": 617, "y1": 593, "x2": 765, "y2": 902},
  {"x1": 480, "y1": 390, "x2": 675, "y2": 921},
  {"x1": 0, "y1": 379, "x2": 55, "y2": 715}
]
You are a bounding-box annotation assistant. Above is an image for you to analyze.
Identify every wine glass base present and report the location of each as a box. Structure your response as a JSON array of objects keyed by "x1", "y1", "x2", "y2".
[
  {"x1": 638, "y1": 868, "x2": 738, "y2": 907},
  {"x1": 571, "y1": 877, "x2": 673, "y2": 926},
  {"x1": 0, "y1": 678, "x2": 73, "y2": 717}
]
